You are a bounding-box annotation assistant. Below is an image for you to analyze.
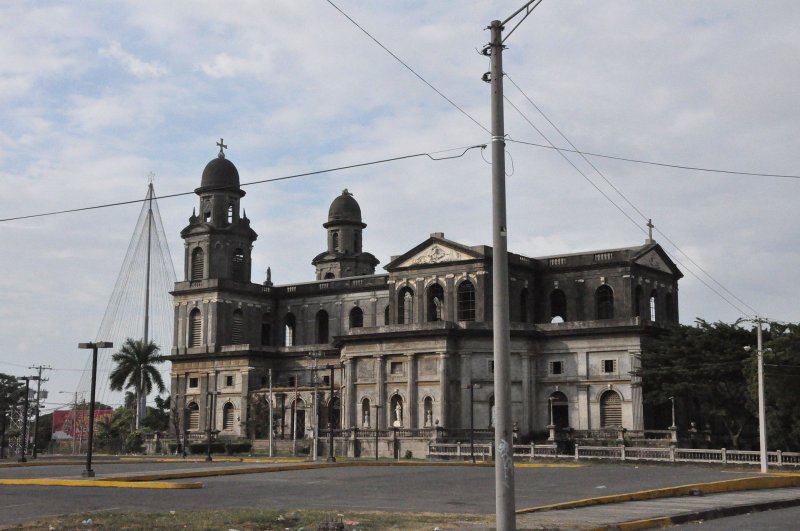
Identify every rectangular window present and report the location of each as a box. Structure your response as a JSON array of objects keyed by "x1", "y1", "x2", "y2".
[
  {"x1": 225, "y1": 375, "x2": 234, "y2": 387},
  {"x1": 549, "y1": 361, "x2": 563, "y2": 375},
  {"x1": 287, "y1": 376, "x2": 296, "y2": 387},
  {"x1": 322, "y1": 375, "x2": 331, "y2": 386},
  {"x1": 603, "y1": 359, "x2": 617, "y2": 373},
  {"x1": 189, "y1": 377, "x2": 199, "y2": 388},
  {"x1": 488, "y1": 360, "x2": 494, "y2": 374},
  {"x1": 390, "y1": 361, "x2": 403, "y2": 375}
]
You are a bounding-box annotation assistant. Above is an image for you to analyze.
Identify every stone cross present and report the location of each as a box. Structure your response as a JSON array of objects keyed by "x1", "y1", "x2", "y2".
[
  {"x1": 217, "y1": 138, "x2": 227, "y2": 158},
  {"x1": 646, "y1": 219, "x2": 654, "y2": 242}
]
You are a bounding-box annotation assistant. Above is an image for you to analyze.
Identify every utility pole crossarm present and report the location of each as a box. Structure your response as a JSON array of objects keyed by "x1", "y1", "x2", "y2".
[{"x1": 501, "y1": 0, "x2": 544, "y2": 43}]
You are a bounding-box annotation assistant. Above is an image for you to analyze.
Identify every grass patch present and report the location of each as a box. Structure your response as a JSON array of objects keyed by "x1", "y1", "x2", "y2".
[{"x1": 9, "y1": 508, "x2": 493, "y2": 530}]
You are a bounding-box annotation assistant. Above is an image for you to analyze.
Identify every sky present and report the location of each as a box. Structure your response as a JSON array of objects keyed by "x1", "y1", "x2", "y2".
[{"x1": 1, "y1": 1, "x2": 798, "y2": 412}]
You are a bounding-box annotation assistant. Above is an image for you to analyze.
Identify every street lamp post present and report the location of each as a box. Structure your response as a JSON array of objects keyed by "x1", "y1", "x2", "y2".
[
  {"x1": 16, "y1": 376, "x2": 39, "y2": 463},
  {"x1": 668, "y1": 396, "x2": 676, "y2": 429},
  {"x1": 77, "y1": 341, "x2": 113, "y2": 477}
]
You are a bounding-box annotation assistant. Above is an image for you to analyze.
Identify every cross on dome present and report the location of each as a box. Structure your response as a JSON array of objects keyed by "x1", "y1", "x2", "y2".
[{"x1": 217, "y1": 138, "x2": 228, "y2": 158}]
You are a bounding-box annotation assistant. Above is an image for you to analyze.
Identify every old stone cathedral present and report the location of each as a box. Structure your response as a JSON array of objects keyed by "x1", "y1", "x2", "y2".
[{"x1": 167, "y1": 145, "x2": 682, "y2": 447}]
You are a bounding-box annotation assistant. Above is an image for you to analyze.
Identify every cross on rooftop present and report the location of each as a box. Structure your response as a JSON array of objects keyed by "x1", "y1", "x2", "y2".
[
  {"x1": 647, "y1": 219, "x2": 654, "y2": 242},
  {"x1": 217, "y1": 138, "x2": 227, "y2": 158}
]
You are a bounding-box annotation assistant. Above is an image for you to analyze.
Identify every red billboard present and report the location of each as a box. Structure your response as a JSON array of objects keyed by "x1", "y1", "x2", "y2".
[{"x1": 52, "y1": 409, "x2": 113, "y2": 439}]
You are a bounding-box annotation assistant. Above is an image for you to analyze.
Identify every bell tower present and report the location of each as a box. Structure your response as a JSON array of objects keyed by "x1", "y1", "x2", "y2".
[
  {"x1": 181, "y1": 140, "x2": 257, "y2": 283},
  {"x1": 312, "y1": 189, "x2": 378, "y2": 279}
]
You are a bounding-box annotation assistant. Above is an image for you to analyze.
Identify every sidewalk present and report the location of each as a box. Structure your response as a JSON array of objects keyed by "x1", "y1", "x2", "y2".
[{"x1": 516, "y1": 487, "x2": 800, "y2": 530}]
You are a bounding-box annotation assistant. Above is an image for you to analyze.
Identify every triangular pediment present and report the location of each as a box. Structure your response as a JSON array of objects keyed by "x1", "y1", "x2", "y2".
[
  {"x1": 399, "y1": 243, "x2": 475, "y2": 267},
  {"x1": 386, "y1": 236, "x2": 484, "y2": 270},
  {"x1": 635, "y1": 248, "x2": 674, "y2": 274}
]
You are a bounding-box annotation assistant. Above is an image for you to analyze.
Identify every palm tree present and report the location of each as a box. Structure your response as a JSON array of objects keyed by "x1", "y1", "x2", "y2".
[{"x1": 109, "y1": 338, "x2": 165, "y2": 429}]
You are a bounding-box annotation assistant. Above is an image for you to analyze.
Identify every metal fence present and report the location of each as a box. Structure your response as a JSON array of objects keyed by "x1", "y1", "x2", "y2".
[{"x1": 427, "y1": 443, "x2": 800, "y2": 467}]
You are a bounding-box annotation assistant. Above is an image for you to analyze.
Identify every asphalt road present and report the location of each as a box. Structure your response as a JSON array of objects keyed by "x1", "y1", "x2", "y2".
[
  {"x1": 0, "y1": 460, "x2": 759, "y2": 526},
  {"x1": 673, "y1": 504, "x2": 800, "y2": 530}
]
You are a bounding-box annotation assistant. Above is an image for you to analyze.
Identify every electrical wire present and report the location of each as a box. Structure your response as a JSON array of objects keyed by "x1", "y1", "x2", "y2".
[
  {"x1": 326, "y1": 0, "x2": 490, "y2": 135},
  {"x1": 505, "y1": 138, "x2": 800, "y2": 180},
  {"x1": 504, "y1": 75, "x2": 758, "y2": 318},
  {"x1": 0, "y1": 144, "x2": 485, "y2": 223}
]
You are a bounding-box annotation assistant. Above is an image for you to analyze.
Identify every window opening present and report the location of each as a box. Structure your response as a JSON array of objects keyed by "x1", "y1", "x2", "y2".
[
  {"x1": 457, "y1": 281, "x2": 476, "y2": 321},
  {"x1": 284, "y1": 313, "x2": 296, "y2": 347},
  {"x1": 649, "y1": 290, "x2": 658, "y2": 321},
  {"x1": 316, "y1": 309, "x2": 329, "y2": 343},
  {"x1": 596, "y1": 285, "x2": 614, "y2": 320},
  {"x1": 550, "y1": 289, "x2": 567, "y2": 323},
  {"x1": 602, "y1": 359, "x2": 617, "y2": 373},
  {"x1": 600, "y1": 391, "x2": 623, "y2": 427},
  {"x1": 349, "y1": 306, "x2": 364, "y2": 329},
  {"x1": 231, "y1": 310, "x2": 244, "y2": 344},
  {"x1": 189, "y1": 308, "x2": 202, "y2": 347},
  {"x1": 261, "y1": 314, "x2": 271, "y2": 345},
  {"x1": 550, "y1": 361, "x2": 564, "y2": 375},
  {"x1": 427, "y1": 283, "x2": 444, "y2": 322},
  {"x1": 398, "y1": 287, "x2": 413, "y2": 324},
  {"x1": 223, "y1": 403, "x2": 235, "y2": 430},
  {"x1": 191, "y1": 247, "x2": 204, "y2": 281}
]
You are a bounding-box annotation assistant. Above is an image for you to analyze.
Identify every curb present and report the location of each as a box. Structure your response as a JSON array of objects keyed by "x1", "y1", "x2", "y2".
[
  {"x1": 0, "y1": 478, "x2": 202, "y2": 489},
  {"x1": 604, "y1": 496, "x2": 800, "y2": 530},
  {"x1": 516, "y1": 474, "x2": 800, "y2": 514}
]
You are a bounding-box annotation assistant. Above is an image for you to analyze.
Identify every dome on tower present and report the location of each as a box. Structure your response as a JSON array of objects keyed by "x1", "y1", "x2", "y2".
[
  {"x1": 196, "y1": 155, "x2": 240, "y2": 193},
  {"x1": 325, "y1": 189, "x2": 365, "y2": 227}
]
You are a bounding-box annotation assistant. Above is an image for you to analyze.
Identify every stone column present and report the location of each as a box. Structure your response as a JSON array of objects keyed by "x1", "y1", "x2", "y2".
[
  {"x1": 445, "y1": 274, "x2": 456, "y2": 322},
  {"x1": 438, "y1": 352, "x2": 449, "y2": 428},
  {"x1": 207, "y1": 300, "x2": 216, "y2": 348},
  {"x1": 199, "y1": 372, "x2": 208, "y2": 431},
  {"x1": 630, "y1": 349, "x2": 643, "y2": 430},
  {"x1": 375, "y1": 354, "x2": 385, "y2": 428},
  {"x1": 520, "y1": 353, "x2": 531, "y2": 434},
  {"x1": 529, "y1": 356, "x2": 538, "y2": 431},
  {"x1": 345, "y1": 359, "x2": 357, "y2": 428},
  {"x1": 459, "y1": 352, "x2": 472, "y2": 428},
  {"x1": 405, "y1": 353, "x2": 417, "y2": 428},
  {"x1": 239, "y1": 367, "x2": 250, "y2": 438},
  {"x1": 577, "y1": 384, "x2": 590, "y2": 430},
  {"x1": 414, "y1": 278, "x2": 425, "y2": 323}
]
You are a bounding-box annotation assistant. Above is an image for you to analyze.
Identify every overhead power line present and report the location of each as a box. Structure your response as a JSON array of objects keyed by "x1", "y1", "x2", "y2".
[
  {"x1": 326, "y1": 0, "x2": 490, "y2": 134},
  {"x1": 503, "y1": 74, "x2": 757, "y2": 318},
  {"x1": 505, "y1": 138, "x2": 800, "y2": 180},
  {"x1": 0, "y1": 144, "x2": 485, "y2": 223}
]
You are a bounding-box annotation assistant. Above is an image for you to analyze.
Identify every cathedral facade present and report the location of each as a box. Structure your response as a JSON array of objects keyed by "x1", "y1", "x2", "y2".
[{"x1": 167, "y1": 150, "x2": 682, "y2": 442}]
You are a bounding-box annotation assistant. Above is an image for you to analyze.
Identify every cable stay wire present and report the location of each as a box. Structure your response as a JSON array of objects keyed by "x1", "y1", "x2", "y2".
[
  {"x1": 505, "y1": 74, "x2": 760, "y2": 317},
  {"x1": 0, "y1": 144, "x2": 484, "y2": 223},
  {"x1": 325, "y1": 0, "x2": 490, "y2": 135},
  {"x1": 502, "y1": 88, "x2": 754, "y2": 318}
]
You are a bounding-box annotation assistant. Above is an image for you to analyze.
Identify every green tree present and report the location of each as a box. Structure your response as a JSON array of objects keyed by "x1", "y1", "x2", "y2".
[
  {"x1": 0, "y1": 374, "x2": 24, "y2": 459},
  {"x1": 638, "y1": 320, "x2": 757, "y2": 449},
  {"x1": 109, "y1": 338, "x2": 165, "y2": 429},
  {"x1": 141, "y1": 395, "x2": 171, "y2": 433}
]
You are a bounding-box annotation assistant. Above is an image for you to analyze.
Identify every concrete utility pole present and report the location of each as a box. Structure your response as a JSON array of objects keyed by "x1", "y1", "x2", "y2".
[
  {"x1": 483, "y1": 2, "x2": 543, "y2": 529},
  {"x1": 17, "y1": 375, "x2": 40, "y2": 462},
  {"x1": 28, "y1": 365, "x2": 51, "y2": 459},
  {"x1": 756, "y1": 318, "x2": 768, "y2": 473}
]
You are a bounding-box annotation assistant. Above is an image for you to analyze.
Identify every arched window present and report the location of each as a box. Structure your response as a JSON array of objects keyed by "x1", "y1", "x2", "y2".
[
  {"x1": 223, "y1": 403, "x2": 235, "y2": 430},
  {"x1": 596, "y1": 285, "x2": 614, "y2": 320},
  {"x1": 427, "y1": 283, "x2": 444, "y2": 322},
  {"x1": 423, "y1": 396, "x2": 433, "y2": 427},
  {"x1": 349, "y1": 306, "x2": 363, "y2": 329},
  {"x1": 231, "y1": 309, "x2": 244, "y2": 344},
  {"x1": 187, "y1": 402, "x2": 200, "y2": 430},
  {"x1": 665, "y1": 293, "x2": 675, "y2": 322},
  {"x1": 384, "y1": 305, "x2": 390, "y2": 325},
  {"x1": 457, "y1": 281, "x2": 476, "y2": 321},
  {"x1": 550, "y1": 289, "x2": 567, "y2": 323},
  {"x1": 600, "y1": 390, "x2": 622, "y2": 428},
  {"x1": 550, "y1": 391, "x2": 569, "y2": 429},
  {"x1": 188, "y1": 308, "x2": 202, "y2": 348},
  {"x1": 361, "y1": 398, "x2": 371, "y2": 428},
  {"x1": 324, "y1": 272, "x2": 335, "y2": 279},
  {"x1": 191, "y1": 247, "x2": 204, "y2": 281},
  {"x1": 634, "y1": 285, "x2": 643, "y2": 318},
  {"x1": 316, "y1": 309, "x2": 329, "y2": 343},
  {"x1": 649, "y1": 290, "x2": 658, "y2": 322},
  {"x1": 261, "y1": 314, "x2": 271, "y2": 345},
  {"x1": 227, "y1": 204, "x2": 234, "y2": 224},
  {"x1": 353, "y1": 231, "x2": 360, "y2": 252},
  {"x1": 332, "y1": 231, "x2": 339, "y2": 252},
  {"x1": 520, "y1": 288, "x2": 529, "y2": 323},
  {"x1": 284, "y1": 313, "x2": 296, "y2": 347},
  {"x1": 398, "y1": 287, "x2": 414, "y2": 324},
  {"x1": 232, "y1": 248, "x2": 245, "y2": 281}
]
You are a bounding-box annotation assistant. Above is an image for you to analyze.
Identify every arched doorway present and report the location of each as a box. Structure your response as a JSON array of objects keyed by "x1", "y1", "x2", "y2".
[
  {"x1": 290, "y1": 398, "x2": 306, "y2": 438},
  {"x1": 600, "y1": 390, "x2": 623, "y2": 428}
]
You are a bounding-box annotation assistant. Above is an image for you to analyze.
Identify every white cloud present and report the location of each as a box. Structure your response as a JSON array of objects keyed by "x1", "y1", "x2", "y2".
[{"x1": 98, "y1": 41, "x2": 168, "y2": 78}]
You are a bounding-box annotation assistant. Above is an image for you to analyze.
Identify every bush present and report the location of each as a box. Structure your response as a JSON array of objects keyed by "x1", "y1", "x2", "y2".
[
  {"x1": 224, "y1": 441, "x2": 252, "y2": 455},
  {"x1": 189, "y1": 441, "x2": 225, "y2": 455},
  {"x1": 403, "y1": 450, "x2": 413, "y2": 459},
  {"x1": 124, "y1": 431, "x2": 144, "y2": 454}
]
